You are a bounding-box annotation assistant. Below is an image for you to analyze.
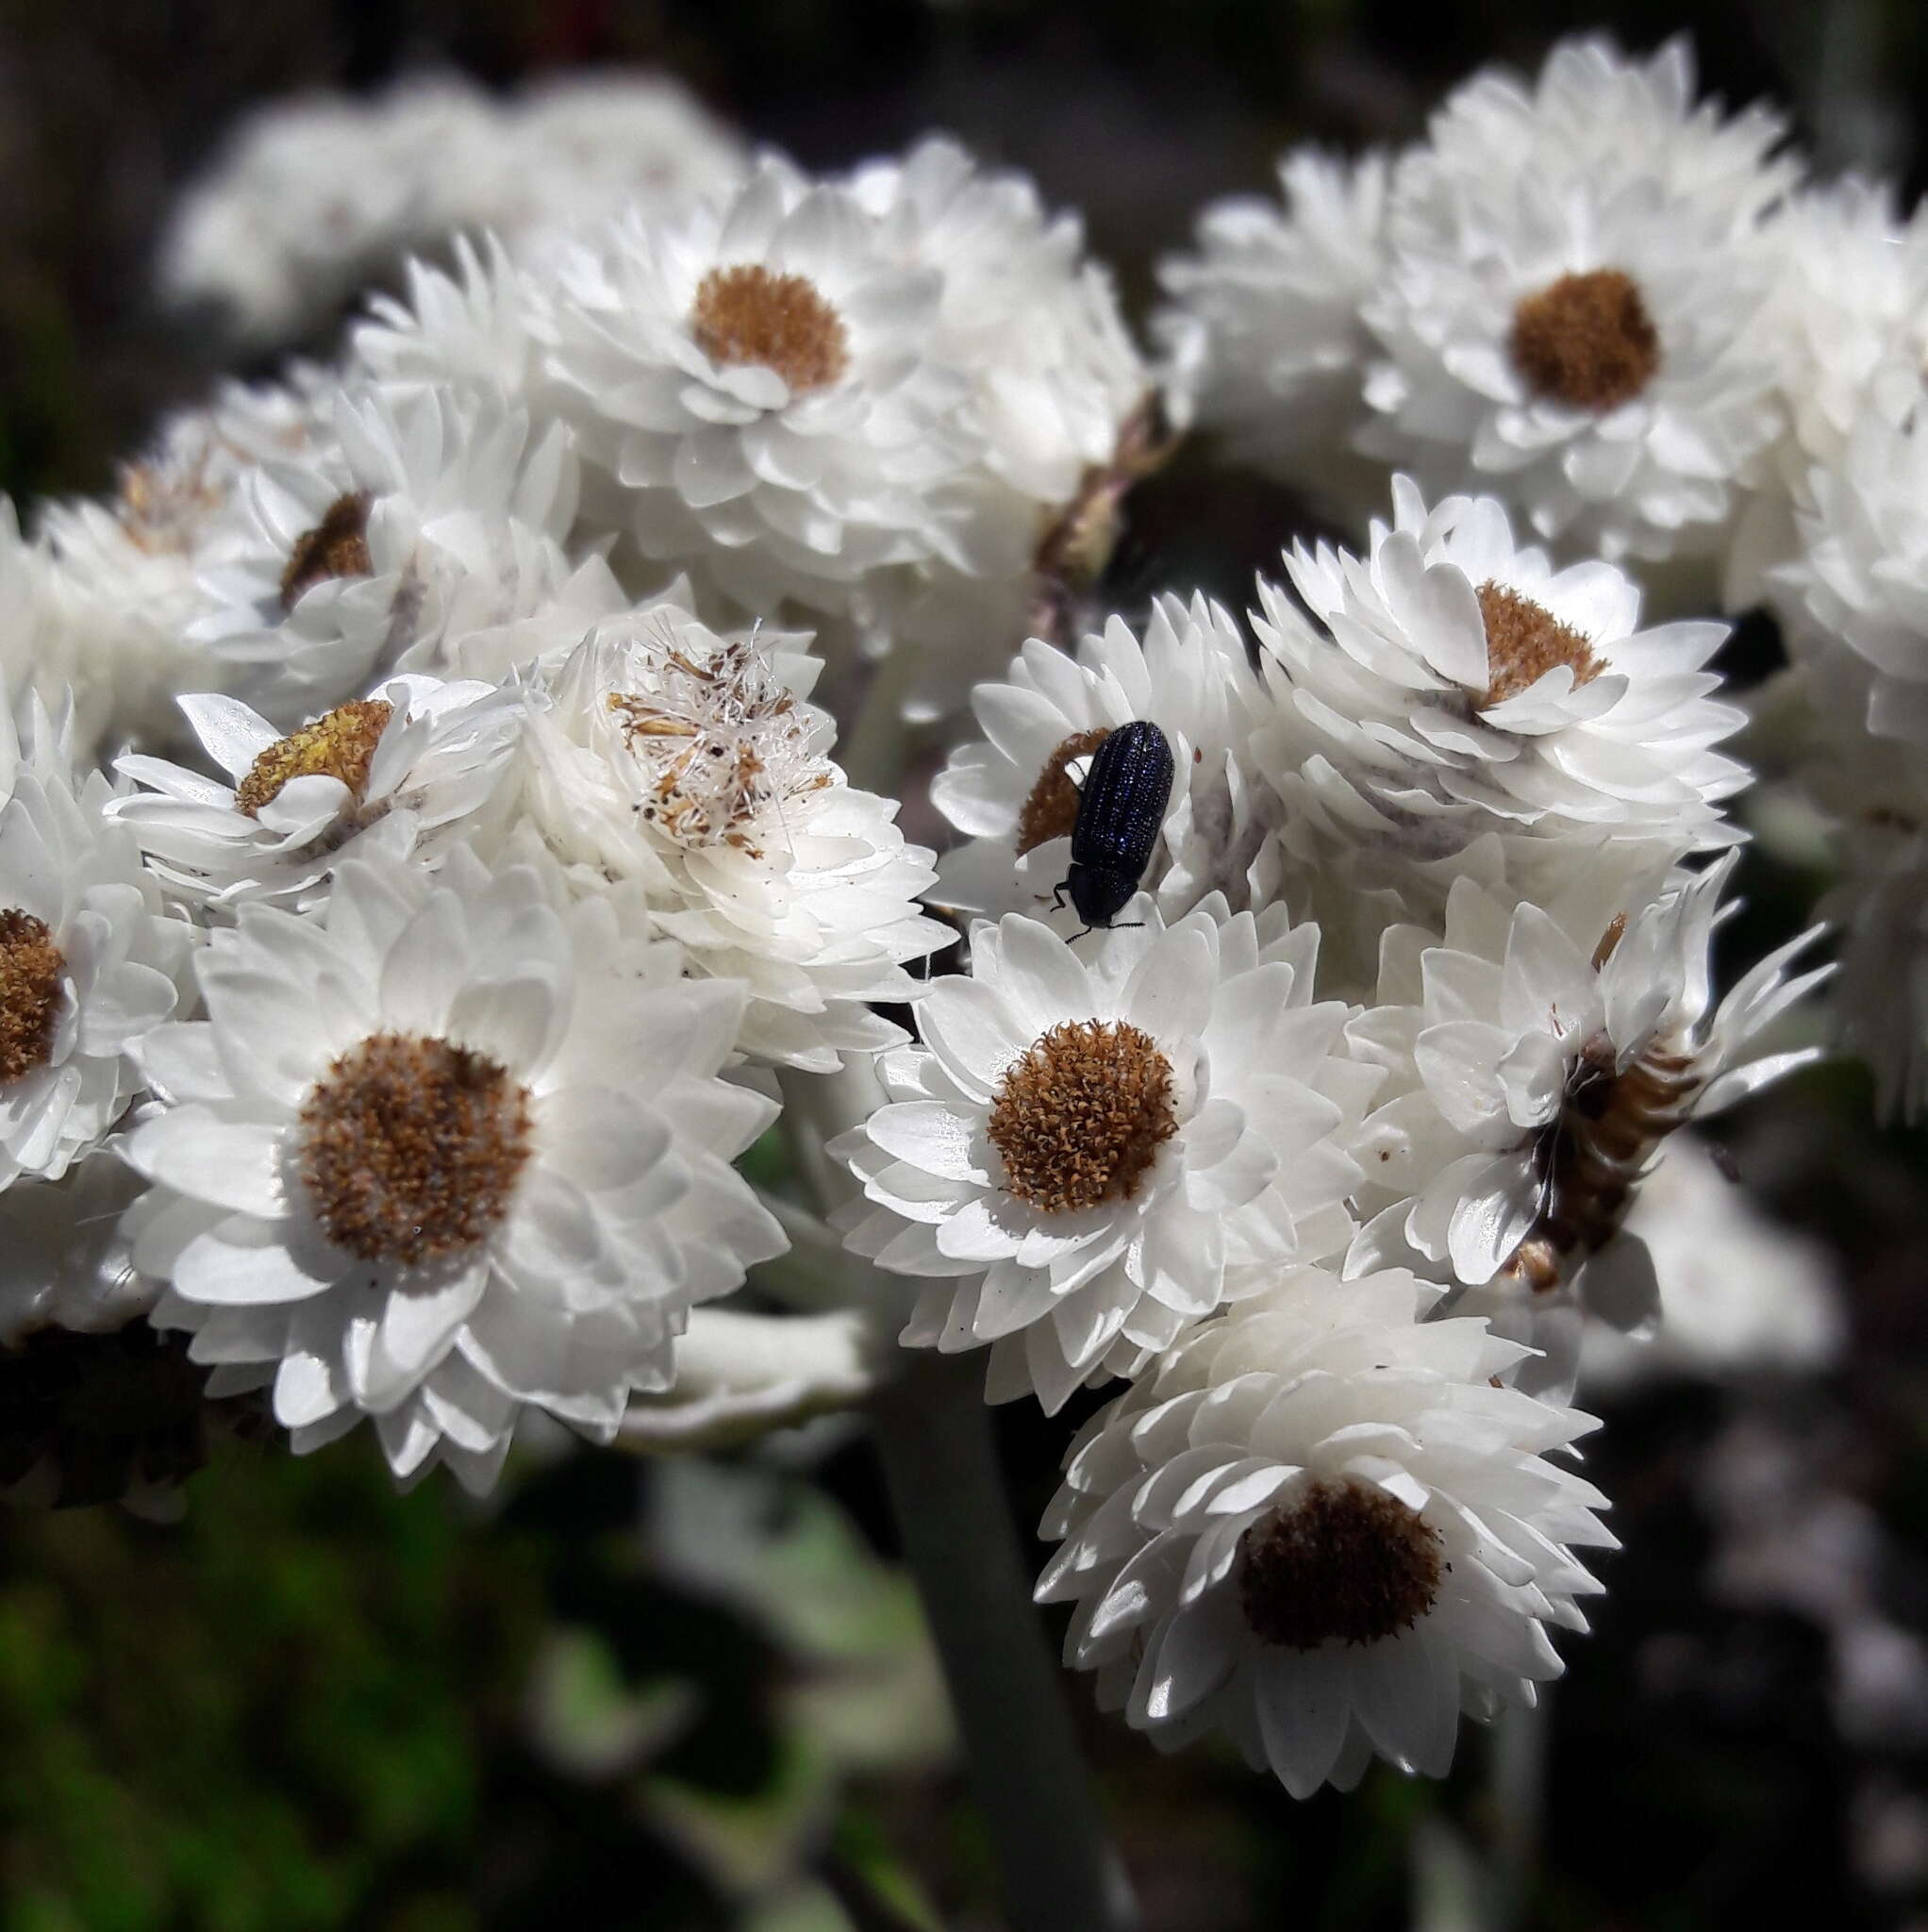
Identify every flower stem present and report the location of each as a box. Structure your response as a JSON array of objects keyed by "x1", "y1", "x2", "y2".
[{"x1": 870, "y1": 1349, "x2": 1139, "y2": 1932}]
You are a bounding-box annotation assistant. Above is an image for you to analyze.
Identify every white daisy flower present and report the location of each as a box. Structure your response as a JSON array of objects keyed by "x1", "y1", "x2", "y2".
[
  {"x1": 512, "y1": 597, "x2": 946, "y2": 1071},
  {"x1": 123, "y1": 848, "x2": 786, "y2": 1493},
  {"x1": 191, "y1": 383, "x2": 580, "y2": 726},
  {"x1": 1359, "y1": 36, "x2": 1790, "y2": 578},
  {"x1": 0, "y1": 766, "x2": 192, "y2": 1189},
  {"x1": 1156, "y1": 149, "x2": 1392, "y2": 523},
  {"x1": 834, "y1": 902, "x2": 1378, "y2": 1413},
  {"x1": 1771, "y1": 357, "x2": 1928, "y2": 746},
  {"x1": 1351, "y1": 845, "x2": 1829, "y2": 1297},
  {"x1": 1252, "y1": 478, "x2": 1750, "y2": 864},
  {"x1": 0, "y1": 1150, "x2": 155, "y2": 1347},
  {"x1": 111, "y1": 673, "x2": 522, "y2": 915},
  {"x1": 1037, "y1": 1266, "x2": 1614, "y2": 1797},
  {"x1": 931, "y1": 594, "x2": 1279, "y2": 926},
  {"x1": 540, "y1": 153, "x2": 979, "y2": 618}
]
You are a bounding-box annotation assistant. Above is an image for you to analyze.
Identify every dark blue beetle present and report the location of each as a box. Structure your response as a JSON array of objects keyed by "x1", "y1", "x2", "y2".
[{"x1": 1051, "y1": 721, "x2": 1175, "y2": 938}]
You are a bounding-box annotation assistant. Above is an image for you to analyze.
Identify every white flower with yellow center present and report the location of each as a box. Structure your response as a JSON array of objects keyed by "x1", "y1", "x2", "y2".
[
  {"x1": 541, "y1": 154, "x2": 979, "y2": 618},
  {"x1": 834, "y1": 902, "x2": 1377, "y2": 1413},
  {"x1": 111, "y1": 674, "x2": 521, "y2": 915},
  {"x1": 513, "y1": 599, "x2": 946, "y2": 1071},
  {"x1": 1350, "y1": 847, "x2": 1828, "y2": 1299},
  {"x1": 1037, "y1": 1267, "x2": 1613, "y2": 1797},
  {"x1": 122, "y1": 849, "x2": 785, "y2": 1493},
  {"x1": 931, "y1": 594, "x2": 1278, "y2": 925},
  {"x1": 1360, "y1": 36, "x2": 1790, "y2": 577},
  {"x1": 1157, "y1": 148, "x2": 1392, "y2": 522},
  {"x1": 1253, "y1": 478, "x2": 1749, "y2": 864},
  {"x1": 0, "y1": 766, "x2": 192, "y2": 1190},
  {"x1": 191, "y1": 383, "x2": 580, "y2": 727}
]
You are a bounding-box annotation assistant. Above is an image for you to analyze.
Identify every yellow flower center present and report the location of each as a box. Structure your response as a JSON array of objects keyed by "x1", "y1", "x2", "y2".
[
  {"x1": 234, "y1": 699, "x2": 394, "y2": 819},
  {"x1": 281, "y1": 491, "x2": 374, "y2": 610}
]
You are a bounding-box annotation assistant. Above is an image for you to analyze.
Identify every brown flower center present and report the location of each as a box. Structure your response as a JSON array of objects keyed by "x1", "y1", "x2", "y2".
[
  {"x1": 1015, "y1": 727, "x2": 1113, "y2": 858},
  {"x1": 1237, "y1": 1476, "x2": 1444, "y2": 1650},
  {"x1": 1509, "y1": 268, "x2": 1660, "y2": 413},
  {"x1": 281, "y1": 491, "x2": 374, "y2": 610},
  {"x1": 1476, "y1": 581, "x2": 1604, "y2": 708},
  {"x1": 0, "y1": 910, "x2": 65, "y2": 1085},
  {"x1": 234, "y1": 698, "x2": 394, "y2": 819},
  {"x1": 298, "y1": 1032, "x2": 534, "y2": 1267},
  {"x1": 690, "y1": 265, "x2": 850, "y2": 395},
  {"x1": 987, "y1": 1019, "x2": 1176, "y2": 1214}
]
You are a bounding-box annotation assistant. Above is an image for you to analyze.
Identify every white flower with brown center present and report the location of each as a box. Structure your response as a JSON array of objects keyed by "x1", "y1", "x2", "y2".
[
  {"x1": 121, "y1": 848, "x2": 785, "y2": 1493},
  {"x1": 1358, "y1": 36, "x2": 1790, "y2": 579},
  {"x1": 1037, "y1": 1266, "x2": 1614, "y2": 1797},
  {"x1": 111, "y1": 674, "x2": 522, "y2": 915},
  {"x1": 1252, "y1": 478, "x2": 1750, "y2": 911},
  {"x1": 0, "y1": 767, "x2": 192, "y2": 1191},
  {"x1": 512, "y1": 598, "x2": 946, "y2": 1071},
  {"x1": 1156, "y1": 148, "x2": 1393, "y2": 524},
  {"x1": 1349, "y1": 845, "x2": 1829, "y2": 1312},
  {"x1": 540, "y1": 154, "x2": 979, "y2": 619},
  {"x1": 190, "y1": 383, "x2": 581, "y2": 728},
  {"x1": 833, "y1": 902, "x2": 1379, "y2": 1412},
  {"x1": 932, "y1": 594, "x2": 1278, "y2": 929}
]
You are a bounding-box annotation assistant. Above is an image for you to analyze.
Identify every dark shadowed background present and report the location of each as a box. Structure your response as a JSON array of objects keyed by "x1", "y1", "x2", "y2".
[{"x1": 3, "y1": 2, "x2": 1928, "y2": 1927}]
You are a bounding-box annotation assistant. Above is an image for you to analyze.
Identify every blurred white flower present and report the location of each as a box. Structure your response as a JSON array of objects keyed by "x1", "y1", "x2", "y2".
[
  {"x1": 1038, "y1": 1266, "x2": 1612, "y2": 1796},
  {"x1": 1579, "y1": 1132, "x2": 1843, "y2": 1391},
  {"x1": 1730, "y1": 177, "x2": 1928, "y2": 608},
  {"x1": 1157, "y1": 149, "x2": 1392, "y2": 523},
  {"x1": 1772, "y1": 358, "x2": 1928, "y2": 746},
  {"x1": 835, "y1": 903, "x2": 1376, "y2": 1411},
  {"x1": 124, "y1": 848, "x2": 784, "y2": 1492},
  {"x1": 0, "y1": 1151, "x2": 155, "y2": 1347}
]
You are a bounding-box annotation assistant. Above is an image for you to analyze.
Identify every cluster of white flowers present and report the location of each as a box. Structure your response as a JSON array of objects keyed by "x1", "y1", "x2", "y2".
[
  {"x1": 0, "y1": 40, "x2": 1872, "y2": 1809},
  {"x1": 1167, "y1": 31, "x2": 1928, "y2": 1126}
]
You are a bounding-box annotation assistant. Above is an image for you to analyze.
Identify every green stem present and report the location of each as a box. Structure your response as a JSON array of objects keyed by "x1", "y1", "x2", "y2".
[{"x1": 870, "y1": 1350, "x2": 1139, "y2": 1932}]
